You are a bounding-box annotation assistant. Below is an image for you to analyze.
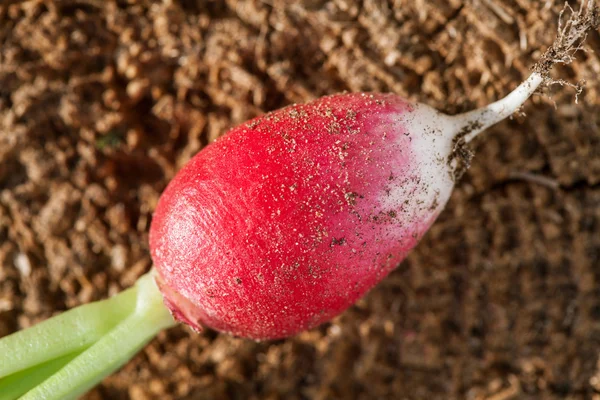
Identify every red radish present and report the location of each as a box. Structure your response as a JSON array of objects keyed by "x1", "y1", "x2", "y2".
[
  {"x1": 0, "y1": 3, "x2": 597, "y2": 399},
  {"x1": 150, "y1": 92, "x2": 486, "y2": 339}
]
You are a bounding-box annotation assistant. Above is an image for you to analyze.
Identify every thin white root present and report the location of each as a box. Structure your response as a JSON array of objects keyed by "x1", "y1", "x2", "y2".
[
  {"x1": 451, "y1": 0, "x2": 599, "y2": 144},
  {"x1": 451, "y1": 73, "x2": 544, "y2": 144},
  {"x1": 535, "y1": 0, "x2": 599, "y2": 77}
]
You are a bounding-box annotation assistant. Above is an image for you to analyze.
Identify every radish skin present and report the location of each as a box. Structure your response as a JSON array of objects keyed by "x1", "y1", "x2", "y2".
[{"x1": 151, "y1": 94, "x2": 449, "y2": 339}]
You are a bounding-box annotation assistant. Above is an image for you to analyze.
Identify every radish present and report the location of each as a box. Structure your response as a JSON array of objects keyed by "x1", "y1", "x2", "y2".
[
  {"x1": 0, "y1": 3, "x2": 597, "y2": 399},
  {"x1": 148, "y1": 90, "x2": 516, "y2": 340}
]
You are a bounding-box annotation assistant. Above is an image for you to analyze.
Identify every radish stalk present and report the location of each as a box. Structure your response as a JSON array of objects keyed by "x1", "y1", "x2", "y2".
[
  {"x1": 0, "y1": 353, "x2": 81, "y2": 400},
  {"x1": 0, "y1": 287, "x2": 137, "y2": 378},
  {"x1": 0, "y1": 2, "x2": 597, "y2": 398},
  {"x1": 0, "y1": 272, "x2": 175, "y2": 400}
]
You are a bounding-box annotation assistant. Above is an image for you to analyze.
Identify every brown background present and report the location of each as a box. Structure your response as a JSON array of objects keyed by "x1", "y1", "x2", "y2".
[{"x1": 1, "y1": 0, "x2": 600, "y2": 399}]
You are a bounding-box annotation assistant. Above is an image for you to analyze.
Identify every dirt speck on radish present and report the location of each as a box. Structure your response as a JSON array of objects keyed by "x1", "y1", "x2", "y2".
[{"x1": 1, "y1": 1, "x2": 600, "y2": 399}]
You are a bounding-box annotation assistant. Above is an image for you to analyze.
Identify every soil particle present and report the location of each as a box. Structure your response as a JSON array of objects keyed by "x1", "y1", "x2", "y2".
[
  {"x1": 1, "y1": 1, "x2": 600, "y2": 399},
  {"x1": 448, "y1": 120, "x2": 481, "y2": 181}
]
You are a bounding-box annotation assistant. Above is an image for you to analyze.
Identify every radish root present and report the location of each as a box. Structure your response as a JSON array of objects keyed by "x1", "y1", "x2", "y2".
[
  {"x1": 534, "y1": 0, "x2": 600, "y2": 79},
  {"x1": 449, "y1": 0, "x2": 599, "y2": 151}
]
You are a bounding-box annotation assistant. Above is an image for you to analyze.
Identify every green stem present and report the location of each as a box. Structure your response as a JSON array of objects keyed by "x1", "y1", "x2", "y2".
[
  {"x1": 0, "y1": 271, "x2": 176, "y2": 400},
  {"x1": 0, "y1": 352, "x2": 81, "y2": 400},
  {"x1": 0, "y1": 287, "x2": 137, "y2": 378}
]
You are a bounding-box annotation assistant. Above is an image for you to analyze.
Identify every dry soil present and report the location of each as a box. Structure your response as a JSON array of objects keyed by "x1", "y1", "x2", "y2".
[{"x1": 1, "y1": 1, "x2": 600, "y2": 399}]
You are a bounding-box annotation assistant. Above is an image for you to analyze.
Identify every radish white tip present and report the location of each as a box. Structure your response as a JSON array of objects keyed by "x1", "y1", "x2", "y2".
[{"x1": 450, "y1": 73, "x2": 544, "y2": 144}]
